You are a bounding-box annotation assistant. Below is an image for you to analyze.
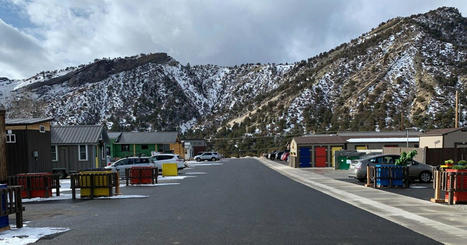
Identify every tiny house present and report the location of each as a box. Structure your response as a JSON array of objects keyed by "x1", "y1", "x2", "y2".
[
  {"x1": 5, "y1": 118, "x2": 54, "y2": 175},
  {"x1": 51, "y1": 125, "x2": 109, "y2": 176}
]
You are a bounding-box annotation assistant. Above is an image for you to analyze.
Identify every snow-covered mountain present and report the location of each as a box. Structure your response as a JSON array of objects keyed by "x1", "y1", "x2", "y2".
[{"x1": 1, "y1": 7, "x2": 466, "y2": 136}]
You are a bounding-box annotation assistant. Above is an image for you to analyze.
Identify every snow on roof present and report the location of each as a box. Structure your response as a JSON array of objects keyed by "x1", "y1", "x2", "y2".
[{"x1": 347, "y1": 137, "x2": 419, "y2": 143}]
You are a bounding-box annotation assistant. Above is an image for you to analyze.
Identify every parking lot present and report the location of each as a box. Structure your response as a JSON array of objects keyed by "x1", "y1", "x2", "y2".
[
  {"x1": 272, "y1": 159, "x2": 435, "y2": 201},
  {"x1": 4, "y1": 158, "x2": 440, "y2": 244}
]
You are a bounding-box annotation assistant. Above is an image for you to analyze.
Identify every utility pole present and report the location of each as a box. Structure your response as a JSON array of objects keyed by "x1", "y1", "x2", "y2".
[
  {"x1": 455, "y1": 90, "x2": 459, "y2": 128},
  {"x1": 0, "y1": 108, "x2": 6, "y2": 182}
]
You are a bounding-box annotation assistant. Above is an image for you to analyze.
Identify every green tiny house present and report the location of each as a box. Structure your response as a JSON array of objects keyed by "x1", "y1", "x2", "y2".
[{"x1": 108, "y1": 131, "x2": 183, "y2": 159}]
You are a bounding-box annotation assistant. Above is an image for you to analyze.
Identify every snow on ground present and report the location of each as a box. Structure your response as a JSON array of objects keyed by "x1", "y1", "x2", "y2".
[
  {"x1": 96, "y1": 195, "x2": 148, "y2": 199},
  {"x1": 22, "y1": 194, "x2": 73, "y2": 203},
  {"x1": 158, "y1": 176, "x2": 196, "y2": 181},
  {"x1": 187, "y1": 162, "x2": 223, "y2": 167},
  {"x1": 0, "y1": 227, "x2": 69, "y2": 245}
]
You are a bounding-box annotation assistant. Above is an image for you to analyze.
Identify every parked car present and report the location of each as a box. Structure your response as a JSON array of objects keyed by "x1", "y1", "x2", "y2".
[
  {"x1": 349, "y1": 154, "x2": 433, "y2": 183},
  {"x1": 281, "y1": 152, "x2": 290, "y2": 161},
  {"x1": 104, "y1": 157, "x2": 153, "y2": 176},
  {"x1": 276, "y1": 151, "x2": 284, "y2": 160},
  {"x1": 194, "y1": 152, "x2": 222, "y2": 161},
  {"x1": 151, "y1": 153, "x2": 185, "y2": 170},
  {"x1": 269, "y1": 151, "x2": 277, "y2": 160}
]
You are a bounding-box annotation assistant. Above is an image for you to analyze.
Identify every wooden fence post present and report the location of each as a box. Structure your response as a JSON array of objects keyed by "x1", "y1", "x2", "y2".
[
  {"x1": 448, "y1": 172, "x2": 455, "y2": 205},
  {"x1": 365, "y1": 165, "x2": 371, "y2": 187},
  {"x1": 431, "y1": 170, "x2": 444, "y2": 203},
  {"x1": 115, "y1": 172, "x2": 120, "y2": 195}
]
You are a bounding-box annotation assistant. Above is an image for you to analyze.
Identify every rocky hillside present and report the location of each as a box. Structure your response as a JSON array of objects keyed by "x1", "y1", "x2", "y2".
[{"x1": 1, "y1": 7, "x2": 466, "y2": 139}]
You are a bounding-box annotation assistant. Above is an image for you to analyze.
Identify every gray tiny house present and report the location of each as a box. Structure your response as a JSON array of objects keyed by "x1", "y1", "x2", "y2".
[{"x1": 51, "y1": 125, "x2": 109, "y2": 176}]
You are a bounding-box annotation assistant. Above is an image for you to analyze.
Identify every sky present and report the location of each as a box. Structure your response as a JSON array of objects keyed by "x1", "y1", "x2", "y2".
[{"x1": 0, "y1": 0, "x2": 466, "y2": 79}]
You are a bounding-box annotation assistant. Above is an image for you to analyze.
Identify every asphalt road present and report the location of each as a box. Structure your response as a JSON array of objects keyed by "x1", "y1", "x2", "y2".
[{"x1": 29, "y1": 158, "x2": 439, "y2": 244}]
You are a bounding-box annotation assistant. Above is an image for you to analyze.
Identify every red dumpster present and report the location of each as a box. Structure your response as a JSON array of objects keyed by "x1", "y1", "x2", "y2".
[
  {"x1": 17, "y1": 173, "x2": 53, "y2": 198},
  {"x1": 130, "y1": 167, "x2": 154, "y2": 184}
]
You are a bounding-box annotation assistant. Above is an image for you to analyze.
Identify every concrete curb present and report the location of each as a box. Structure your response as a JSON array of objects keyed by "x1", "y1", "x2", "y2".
[{"x1": 257, "y1": 157, "x2": 467, "y2": 245}]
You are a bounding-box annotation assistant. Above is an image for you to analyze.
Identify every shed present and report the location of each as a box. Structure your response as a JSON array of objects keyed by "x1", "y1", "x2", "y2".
[
  {"x1": 5, "y1": 117, "x2": 54, "y2": 175},
  {"x1": 51, "y1": 125, "x2": 109, "y2": 175},
  {"x1": 419, "y1": 127, "x2": 467, "y2": 148}
]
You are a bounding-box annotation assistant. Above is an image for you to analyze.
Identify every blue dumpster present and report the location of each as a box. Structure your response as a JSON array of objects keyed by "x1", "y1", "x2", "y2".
[
  {"x1": 0, "y1": 184, "x2": 8, "y2": 229},
  {"x1": 376, "y1": 164, "x2": 404, "y2": 187}
]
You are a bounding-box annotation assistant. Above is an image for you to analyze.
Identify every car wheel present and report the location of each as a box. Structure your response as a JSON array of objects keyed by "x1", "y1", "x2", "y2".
[
  {"x1": 419, "y1": 171, "x2": 432, "y2": 183},
  {"x1": 211, "y1": 157, "x2": 216, "y2": 161},
  {"x1": 357, "y1": 178, "x2": 366, "y2": 183},
  {"x1": 196, "y1": 158, "x2": 201, "y2": 162}
]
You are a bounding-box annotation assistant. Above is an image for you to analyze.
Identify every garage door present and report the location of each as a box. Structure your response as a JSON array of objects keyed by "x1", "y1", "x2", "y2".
[
  {"x1": 315, "y1": 147, "x2": 327, "y2": 167},
  {"x1": 331, "y1": 146, "x2": 343, "y2": 168},
  {"x1": 299, "y1": 147, "x2": 311, "y2": 167}
]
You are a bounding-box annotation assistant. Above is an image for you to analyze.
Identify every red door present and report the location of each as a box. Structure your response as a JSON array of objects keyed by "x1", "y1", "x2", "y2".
[{"x1": 315, "y1": 147, "x2": 327, "y2": 167}]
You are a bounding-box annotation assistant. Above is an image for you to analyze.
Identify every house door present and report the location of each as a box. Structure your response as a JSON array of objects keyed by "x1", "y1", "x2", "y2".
[
  {"x1": 315, "y1": 147, "x2": 327, "y2": 167},
  {"x1": 59, "y1": 148, "x2": 69, "y2": 171},
  {"x1": 299, "y1": 147, "x2": 311, "y2": 168},
  {"x1": 331, "y1": 146, "x2": 343, "y2": 168}
]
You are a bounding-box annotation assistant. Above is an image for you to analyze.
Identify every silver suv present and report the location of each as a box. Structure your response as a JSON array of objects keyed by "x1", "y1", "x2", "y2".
[
  {"x1": 104, "y1": 157, "x2": 153, "y2": 176},
  {"x1": 349, "y1": 154, "x2": 433, "y2": 183},
  {"x1": 194, "y1": 152, "x2": 222, "y2": 161}
]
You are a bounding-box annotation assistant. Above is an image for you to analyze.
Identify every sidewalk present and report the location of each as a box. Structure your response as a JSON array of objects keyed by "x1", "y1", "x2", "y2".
[{"x1": 258, "y1": 157, "x2": 467, "y2": 245}]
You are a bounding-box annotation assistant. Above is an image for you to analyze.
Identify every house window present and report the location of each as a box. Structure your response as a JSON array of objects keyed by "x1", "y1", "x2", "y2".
[
  {"x1": 51, "y1": 145, "x2": 58, "y2": 161},
  {"x1": 79, "y1": 145, "x2": 88, "y2": 161},
  {"x1": 141, "y1": 144, "x2": 148, "y2": 150},
  {"x1": 6, "y1": 133, "x2": 16, "y2": 143},
  {"x1": 39, "y1": 125, "x2": 45, "y2": 133},
  {"x1": 121, "y1": 144, "x2": 130, "y2": 152}
]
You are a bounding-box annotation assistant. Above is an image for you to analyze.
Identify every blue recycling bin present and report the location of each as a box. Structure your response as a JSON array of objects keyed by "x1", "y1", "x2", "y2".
[
  {"x1": 376, "y1": 164, "x2": 404, "y2": 187},
  {"x1": 0, "y1": 184, "x2": 9, "y2": 229}
]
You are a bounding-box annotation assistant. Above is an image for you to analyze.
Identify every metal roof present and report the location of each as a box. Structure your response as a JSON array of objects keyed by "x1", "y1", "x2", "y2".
[
  {"x1": 294, "y1": 136, "x2": 349, "y2": 145},
  {"x1": 346, "y1": 137, "x2": 419, "y2": 143},
  {"x1": 108, "y1": 132, "x2": 122, "y2": 139},
  {"x1": 6, "y1": 117, "x2": 54, "y2": 125},
  {"x1": 51, "y1": 125, "x2": 107, "y2": 144},
  {"x1": 115, "y1": 131, "x2": 178, "y2": 144},
  {"x1": 338, "y1": 131, "x2": 422, "y2": 137},
  {"x1": 422, "y1": 127, "x2": 466, "y2": 136}
]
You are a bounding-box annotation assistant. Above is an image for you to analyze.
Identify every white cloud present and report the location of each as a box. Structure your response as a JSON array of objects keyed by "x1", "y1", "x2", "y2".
[
  {"x1": 0, "y1": 18, "x2": 50, "y2": 78},
  {"x1": 0, "y1": 0, "x2": 466, "y2": 79}
]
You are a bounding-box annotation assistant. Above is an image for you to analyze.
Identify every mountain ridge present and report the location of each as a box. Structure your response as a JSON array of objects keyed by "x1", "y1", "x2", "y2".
[{"x1": 0, "y1": 7, "x2": 465, "y2": 140}]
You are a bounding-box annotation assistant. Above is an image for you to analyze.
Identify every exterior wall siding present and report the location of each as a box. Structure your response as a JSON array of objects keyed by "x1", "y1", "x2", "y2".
[
  {"x1": 5, "y1": 124, "x2": 52, "y2": 175},
  {"x1": 419, "y1": 136, "x2": 443, "y2": 148},
  {"x1": 53, "y1": 144, "x2": 98, "y2": 172},
  {"x1": 347, "y1": 142, "x2": 418, "y2": 150},
  {"x1": 444, "y1": 130, "x2": 467, "y2": 148}
]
